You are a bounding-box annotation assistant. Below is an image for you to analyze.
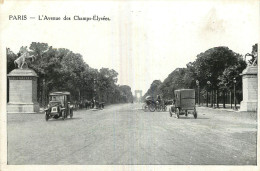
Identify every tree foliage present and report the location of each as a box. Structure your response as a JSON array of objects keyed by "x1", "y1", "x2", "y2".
[
  {"x1": 143, "y1": 80, "x2": 162, "y2": 99},
  {"x1": 144, "y1": 46, "x2": 250, "y2": 103},
  {"x1": 7, "y1": 42, "x2": 133, "y2": 106}
]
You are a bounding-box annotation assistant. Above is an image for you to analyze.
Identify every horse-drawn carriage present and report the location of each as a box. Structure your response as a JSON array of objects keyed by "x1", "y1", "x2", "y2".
[
  {"x1": 169, "y1": 89, "x2": 197, "y2": 119},
  {"x1": 143, "y1": 96, "x2": 168, "y2": 112}
]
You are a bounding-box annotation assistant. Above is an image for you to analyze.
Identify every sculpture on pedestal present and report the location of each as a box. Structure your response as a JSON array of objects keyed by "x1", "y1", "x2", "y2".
[
  {"x1": 7, "y1": 46, "x2": 44, "y2": 113},
  {"x1": 240, "y1": 45, "x2": 258, "y2": 112}
]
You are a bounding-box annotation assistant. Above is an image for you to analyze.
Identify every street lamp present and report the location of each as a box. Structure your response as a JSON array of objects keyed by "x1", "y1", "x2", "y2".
[
  {"x1": 196, "y1": 80, "x2": 200, "y2": 106},
  {"x1": 93, "y1": 78, "x2": 97, "y2": 97},
  {"x1": 207, "y1": 81, "x2": 211, "y2": 107},
  {"x1": 233, "y1": 78, "x2": 237, "y2": 110},
  {"x1": 93, "y1": 78, "x2": 97, "y2": 108}
]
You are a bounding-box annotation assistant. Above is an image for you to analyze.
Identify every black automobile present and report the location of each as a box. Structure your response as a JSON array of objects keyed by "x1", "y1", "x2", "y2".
[{"x1": 44, "y1": 91, "x2": 73, "y2": 121}]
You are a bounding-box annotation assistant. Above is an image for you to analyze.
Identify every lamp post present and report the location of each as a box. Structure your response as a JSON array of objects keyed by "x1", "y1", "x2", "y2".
[
  {"x1": 207, "y1": 81, "x2": 211, "y2": 107},
  {"x1": 196, "y1": 80, "x2": 200, "y2": 106},
  {"x1": 93, "y1": 78, "x2": 97, "y2": 108},
  {"x1": 233, "y1": 78, "x2": 237, "y2": 110},
  {"x1": 93, "y1": 78, "x2": 97, "y2": 97}
]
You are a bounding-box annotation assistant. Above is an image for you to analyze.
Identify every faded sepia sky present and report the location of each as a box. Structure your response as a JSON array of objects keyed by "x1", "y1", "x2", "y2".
[{"x1": 1, "y1": 1, "x2": 258, "y2": 94}]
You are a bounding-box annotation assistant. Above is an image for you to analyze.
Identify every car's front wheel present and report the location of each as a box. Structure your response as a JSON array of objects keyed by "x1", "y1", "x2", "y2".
[
  {"x1": 70, "y1": 109, "x2": 73, "y2": 118},
  {"x1": 176, "y1": 108, "x2": 180, "y2": 119},
  {"x1": 45, "y1": 113, "x2": 49, "y2": 121}
]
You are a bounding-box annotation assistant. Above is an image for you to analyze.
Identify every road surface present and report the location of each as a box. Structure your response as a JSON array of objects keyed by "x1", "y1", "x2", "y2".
[{"x1": 7, "y1": 103, "x2": 257, "y2": 165}]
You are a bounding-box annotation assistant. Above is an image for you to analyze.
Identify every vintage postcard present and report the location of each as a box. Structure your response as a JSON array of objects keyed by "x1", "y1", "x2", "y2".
[{"x1": 0, "y1": 0, "x2": 259, "y2": 171}]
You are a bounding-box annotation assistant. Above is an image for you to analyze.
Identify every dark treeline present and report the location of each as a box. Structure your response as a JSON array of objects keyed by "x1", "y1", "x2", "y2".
[
  {"x1": 7, "y1": 42, "x2": 133, "y2": 106},
  {"x1": 144, "y1": 44, "x2": 257, "y2": 105}
]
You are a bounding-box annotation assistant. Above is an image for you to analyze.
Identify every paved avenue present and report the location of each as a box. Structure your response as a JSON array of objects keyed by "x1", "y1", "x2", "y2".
[{"x1": 7, "y1": 103, "x2": 257, "y2": 165}]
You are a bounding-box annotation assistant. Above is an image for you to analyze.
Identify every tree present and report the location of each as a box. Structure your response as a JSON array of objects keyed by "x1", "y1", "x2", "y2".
[
  {"x1": 157, "y1": 68, "x2": 187, "y2": 99},
  {"x1": 194, "y1": 47, "x2": 241, "y2": 90},
  {"x1": 143, "y1": 80, "x2": 162, "y2": 100},
  {"x1": 7, "y1": 48, "x2": 17, "y2": 74}
]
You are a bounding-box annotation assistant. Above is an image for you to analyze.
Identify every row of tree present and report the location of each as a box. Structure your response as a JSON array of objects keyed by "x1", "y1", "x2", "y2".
[
  {"x1": 144, "y1": 44, "x2": 257, "y2": 105},
  {"x1": 7, "y1": 42, "x2": 134, "y2": 106}
]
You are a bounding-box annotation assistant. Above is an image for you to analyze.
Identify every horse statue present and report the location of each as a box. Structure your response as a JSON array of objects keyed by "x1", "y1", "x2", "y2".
[
  {"x1": 14, "y1": 46, "x2": 35, "y2": 69},
  {"x1": 245, "y1": 53, "x2": 258, "y2": 66},
  {"x1": 14, "y1": 46, "x2": 50, "y2": 69}
]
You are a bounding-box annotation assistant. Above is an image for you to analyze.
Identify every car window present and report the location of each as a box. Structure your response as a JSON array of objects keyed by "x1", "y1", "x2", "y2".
[{"x1": 51, "y1": 96, "x2": 65, "y2": 106}]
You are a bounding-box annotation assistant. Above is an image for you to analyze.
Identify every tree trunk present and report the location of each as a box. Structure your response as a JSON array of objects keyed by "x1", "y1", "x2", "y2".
[
  {"x1": 206, "y1": 91, "x2": 208, "y2": 107},
  {"x1": 223, "y1": 91, "x2": 226, "y2": 108},
  {"x1": 216, "y1": 90, "x2": 219, "y2": 108},
  {"x1": 211, "y1": 90, "x2": 213, "y2": 107},
  {"x1": 230, "y1": 91, "x2": 232, "y2": 109}
]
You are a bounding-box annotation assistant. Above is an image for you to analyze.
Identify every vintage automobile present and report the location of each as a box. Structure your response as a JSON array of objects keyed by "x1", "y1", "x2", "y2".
[
  {"x1": 169, "y1": 89, "x2": 197, "y2": 119},
  {"x1": 45, "y1": 91, "x2": 73, "y2": 121}
]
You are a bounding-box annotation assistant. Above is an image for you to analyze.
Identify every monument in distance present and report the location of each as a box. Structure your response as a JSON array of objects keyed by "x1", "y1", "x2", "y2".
[{"x1": 7, "y1": 47, "x2": 39, "y2": 113}]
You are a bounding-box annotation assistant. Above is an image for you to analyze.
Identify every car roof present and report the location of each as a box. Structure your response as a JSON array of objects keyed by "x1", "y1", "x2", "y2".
[{"x1": 49, "y1": 91, "x2": 71, "y2": 96}]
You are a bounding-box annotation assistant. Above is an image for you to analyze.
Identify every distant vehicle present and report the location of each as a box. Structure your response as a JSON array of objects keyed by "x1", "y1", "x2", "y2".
[
  {"x1": 169, "y1": 89, "x2": 197, "y2": 119},
  {"x1": 44, "y1": 91, "x2": 73, "y2": 121},
  {"x1": 143, "y1": 96, "x2": 168, "y2": 112}
]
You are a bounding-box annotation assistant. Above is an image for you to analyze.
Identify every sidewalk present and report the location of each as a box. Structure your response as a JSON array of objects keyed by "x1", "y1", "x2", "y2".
[
  {"x1": 197, "y1": 103, "x2": 242, "y2": 112},
  {"x1": 197, "y1": 105, "x2": 257, "y2": 122}
]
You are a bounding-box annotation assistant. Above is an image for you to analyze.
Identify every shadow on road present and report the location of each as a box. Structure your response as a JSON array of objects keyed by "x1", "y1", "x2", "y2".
[
  {"x1": 173, "y1": 117, "x2": 210, "y2": 120},
  {"x1": 47, "y1": 117, "x2": 82, "y2": 122}
]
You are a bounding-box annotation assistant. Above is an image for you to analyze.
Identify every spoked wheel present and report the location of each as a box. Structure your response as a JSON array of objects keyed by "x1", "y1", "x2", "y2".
[
  {"x1": 156, "y1": 105, "x2": 161, "y2": 112},
  {"x1": 143, "y1": 104, "x2": 148, "y2": 112},
  {"x1": 70, "y1": 109, "x2": 73, "y2": 118},
  {"x1": 193, "y1": 109, "x2": 197, "y2": 119},
  {"x1": 144, "y1": 105, "x2": 148, "y2": 112},
  {"x1": 149, "y1": 104, "x2": 156, "y2": 112},
  {"x1": 45, "y1": 113, "x2": 49, "y2": 121},
  {"x1": 176, "y1": 108, "x2": 180, "y2": 119}
]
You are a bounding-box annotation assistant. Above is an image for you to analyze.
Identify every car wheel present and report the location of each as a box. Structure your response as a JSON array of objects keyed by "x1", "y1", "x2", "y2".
[
  {"x1": 45, "y1": 113, "x2": 49, "y2": 121},
  {"x1": 70, "y1": 109, "x2": 73, "y2": 118},
  {"x1": 194, "y1": 110, "x2": 197, "y2": 119},
  {"x1": 176, "y1": 108, "x2": 180, "y2": 119}
]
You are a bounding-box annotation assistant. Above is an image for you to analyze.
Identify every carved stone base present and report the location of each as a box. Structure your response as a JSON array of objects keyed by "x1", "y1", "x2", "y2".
[
  {"x1": 7, "y1": 69, "x2": 39, "y2": 113},
  {"x1": 239, "y1": 65, "x2": 258, "y2": 112},
  {"x1": 7, "y1": 102, "x2": 40, "y2": 113}
]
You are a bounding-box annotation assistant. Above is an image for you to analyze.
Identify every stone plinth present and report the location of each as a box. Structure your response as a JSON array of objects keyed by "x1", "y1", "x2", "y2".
[
  {"x1": 240, "y1": 66, "x2": 258, "y2": 111},
  {"x1": 7, "y1": 69, "x2": 39, "y2": 113}
]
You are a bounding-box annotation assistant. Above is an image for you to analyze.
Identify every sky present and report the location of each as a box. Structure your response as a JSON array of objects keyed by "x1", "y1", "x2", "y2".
[{"x1": 1, "y1": 1, "x2": 259, "y2": 94}]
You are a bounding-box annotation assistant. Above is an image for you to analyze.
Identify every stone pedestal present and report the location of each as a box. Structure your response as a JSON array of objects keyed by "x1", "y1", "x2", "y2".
[
  {"x1": 240, "y1": 66, "x2": 258, "y2": 111},
  {"x1": 7, "y1": 69, "x2": 39, "y2": 113}
]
